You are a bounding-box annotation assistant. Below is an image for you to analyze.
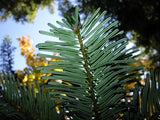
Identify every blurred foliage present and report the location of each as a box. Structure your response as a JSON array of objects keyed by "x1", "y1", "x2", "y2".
[
  {"x1": 0, "y1": 73, "x2": 58, "y2": 120},
  {"x1": 16, "y1": 36, "x2": 62, "y2": 85},
  {"x1": 58, "y1": 0, "x2": 160, "y2": 66},
  {"x1": 123, "y1": 59, "x2": 155, "y2": 93},
  {"x1": 124, "y1": 56, "x2": 156, "y2": 90},
  {"x1": 0, "y1": 35, "x2": 16, "y2": 73},
  {"x1": 0, "y1": 0, "x2": 55, "y2": 23},
  {"x1": 131, "y1": 57, "x2": 156, "y2": 72}
]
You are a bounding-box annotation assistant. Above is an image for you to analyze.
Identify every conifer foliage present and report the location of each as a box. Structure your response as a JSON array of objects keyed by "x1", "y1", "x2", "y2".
[
  {"x1": 0, "y1": 6, "x2": 160, "y2": 120},
  {"x1": 36, "y1": 6, "x2": 143, "y2": 119}
]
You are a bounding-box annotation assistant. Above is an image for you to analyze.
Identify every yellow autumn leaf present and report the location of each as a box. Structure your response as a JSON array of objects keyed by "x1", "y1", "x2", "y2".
[{"x1": 23, "y1": 76, "x2": 28, "y2": 82}]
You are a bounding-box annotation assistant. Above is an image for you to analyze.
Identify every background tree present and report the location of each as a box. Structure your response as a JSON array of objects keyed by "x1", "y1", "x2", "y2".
[
  {"x1": 16, "y1": 36, "x2": 49, "y2": 84},
  {"x1": 0, "y1": 0, "x2": 55, "y2": 23},
  {"x1": 0, "y1": 35, "x2": 16, "y2": 73},
  {"x1": 16, "y1": 36, "x2": 62, "y2": 85},
  {"x1": 58, "y1": 0, "x2": 160, "y2": 66}
]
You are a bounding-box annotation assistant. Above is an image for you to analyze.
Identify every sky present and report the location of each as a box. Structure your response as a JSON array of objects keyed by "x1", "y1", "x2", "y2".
[{"x1": 0, "y1": 2, "x2": 63, "y2": 71}]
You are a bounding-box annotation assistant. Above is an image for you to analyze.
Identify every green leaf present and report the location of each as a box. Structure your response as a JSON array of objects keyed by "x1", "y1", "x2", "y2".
[{"x1": 75, "y1": 6, "x2": 79, "y2": 27}]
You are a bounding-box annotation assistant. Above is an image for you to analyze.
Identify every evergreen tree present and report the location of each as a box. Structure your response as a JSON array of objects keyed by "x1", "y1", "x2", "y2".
[{"x1": 0, "y1": 35, "x2": 16, "y2": 73}]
